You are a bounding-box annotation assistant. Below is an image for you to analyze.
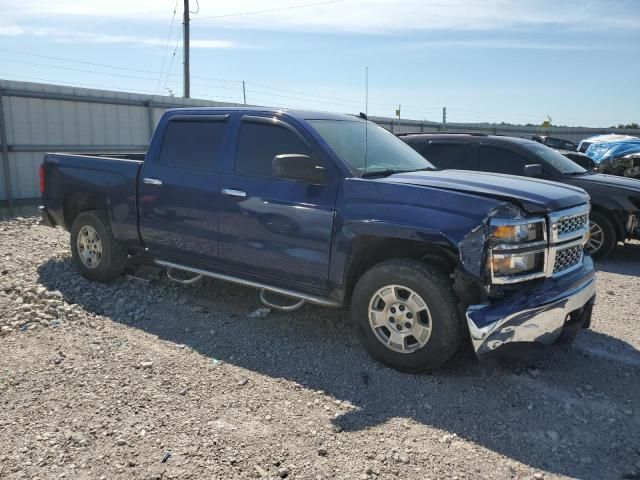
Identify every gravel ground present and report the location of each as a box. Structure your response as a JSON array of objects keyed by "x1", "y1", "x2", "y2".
[{"x1": 1, "y1": 217, "x2": 639, "y2": 480}]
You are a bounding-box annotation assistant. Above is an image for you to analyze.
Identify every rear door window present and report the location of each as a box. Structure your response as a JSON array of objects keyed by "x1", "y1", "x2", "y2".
[
  {"x1": 477, "y1": 145, "x2": 529, "y2": 175},
  {"x1": 157, "y1": 117, "x2": 229, "y2": 171},
  {"x1": 235, "y1": 120, "x2": 310, "y2": 178},
  {"x1": 423, "y1": 142, "x2": 474, "y2": 170}
]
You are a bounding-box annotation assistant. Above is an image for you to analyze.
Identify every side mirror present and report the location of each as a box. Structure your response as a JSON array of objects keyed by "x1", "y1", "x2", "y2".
[
  {"x1": 272, "y1": 154, "x2": 326, "y2": 184},
  {"x1": 524, "y1": 163, "x2": 544, "y2": 178}
]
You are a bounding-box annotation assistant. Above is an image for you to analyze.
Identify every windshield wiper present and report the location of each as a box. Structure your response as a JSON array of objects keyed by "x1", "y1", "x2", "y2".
[{"x1": 361, "y1": 167, "x2": 434, "y2": 178}]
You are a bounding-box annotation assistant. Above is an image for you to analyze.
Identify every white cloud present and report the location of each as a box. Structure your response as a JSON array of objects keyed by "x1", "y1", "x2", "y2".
[
  {"x1": 0, "y1": 25, "x2": 235, "y2": 48},
  {"x1": 2, "y1": 0, "x2": 637, "y2": 33},
  {"x1": 402, "y1": 39, "x2": 615, "y2": 51},
  {"x1": 0, "y1": 25, "x2": 25, "y2": 36}
]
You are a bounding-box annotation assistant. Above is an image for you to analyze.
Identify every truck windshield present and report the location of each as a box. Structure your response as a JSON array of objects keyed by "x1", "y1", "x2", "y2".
[
  {"x1": 522, "y1": 143, "x2": 587, "y2": 175},
  {"x1": 308, "y1": 119, "x2": 434, "y2": 176}
]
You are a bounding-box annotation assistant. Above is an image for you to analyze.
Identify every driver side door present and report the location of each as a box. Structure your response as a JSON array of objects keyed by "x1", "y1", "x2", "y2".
[{"x1": 217, "y1": 116, "x2": 338, "y2": 292}]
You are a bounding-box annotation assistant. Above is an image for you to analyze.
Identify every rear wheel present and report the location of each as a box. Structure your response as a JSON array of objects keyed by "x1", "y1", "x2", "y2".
[
  {"x1": 351, "y1": 259, "x2": 462, "y2": 373},
  {"x1": 70, "y1": 211, "x2": 126, "y2": 282},
  {"x1": 587, "y1": 211, "x2": 616, "y2": 260}
]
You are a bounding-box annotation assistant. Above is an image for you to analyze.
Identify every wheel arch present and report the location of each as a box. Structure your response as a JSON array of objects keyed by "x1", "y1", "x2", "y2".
[
  {"x1": 342, "y1": 235, "x2": 459, "y2": 304},
  {"x1": 63, "y1": 193, "x2": 110, "y2": 231},
  {"x1": 591, "y1": 204, "x2": 625, "y2": 242}
]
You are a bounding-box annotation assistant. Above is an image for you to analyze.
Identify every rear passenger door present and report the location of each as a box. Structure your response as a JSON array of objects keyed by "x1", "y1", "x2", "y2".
[
  {"x1": 217, "y1": 115, "x2": 337, "y2": 292},
  {"x1": 139, "y1": 114, "x2": 231, "y2": 265}
]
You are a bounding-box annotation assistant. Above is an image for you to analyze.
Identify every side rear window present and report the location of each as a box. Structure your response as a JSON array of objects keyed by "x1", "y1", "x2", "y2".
[
  {"x1": 477, "y1": 145, "x2": 529, "y2": 175},
  {"x1": 235, "y1": 121, "x2": 310, "y2": 178},
  {"x1": 423, "y1": 143, "x2": 473, "y2": 170},
  {"x1": 405, "y1": 140, "x2": 425, "y2": 155},
  {"x1": 157, "y1": 118, "x2": 228, "y2": 170}
]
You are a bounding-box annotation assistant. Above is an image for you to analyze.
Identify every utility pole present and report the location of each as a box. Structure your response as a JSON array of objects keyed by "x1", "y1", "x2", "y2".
[
  {"x1": 442, "y1": 107, "x2": 447, "y2": 130},
  {"x1": 242, "y1": 81, "x2": 247, "y2": 105},
  {"x1": 183, "y1": 0, "x2": 190, "y2": 98}
]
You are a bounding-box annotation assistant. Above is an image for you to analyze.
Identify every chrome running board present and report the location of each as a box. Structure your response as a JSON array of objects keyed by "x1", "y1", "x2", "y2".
[{"x1": 154, "y1": 259, "x2": 341, "y2": 308}]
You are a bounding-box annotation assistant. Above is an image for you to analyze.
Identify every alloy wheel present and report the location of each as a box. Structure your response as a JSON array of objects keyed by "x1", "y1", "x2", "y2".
[
  {"x1": 368, "y1": 284, "x2": 433, "y2": 354},
  {"x1": 587, "y1": 220, "x2": 604, "y2": 254},
  {"x1": 76, "y1": 225, "x2": 103, "y2": 269}
]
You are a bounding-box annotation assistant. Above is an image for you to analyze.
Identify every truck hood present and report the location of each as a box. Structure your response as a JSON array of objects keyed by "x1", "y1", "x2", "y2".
[
  {"x1": 563, "y1": 172, "x2": 640, "y2": 194},
  {"x1": 381, "y1": 170, "x2": 589, "y2": 214}
]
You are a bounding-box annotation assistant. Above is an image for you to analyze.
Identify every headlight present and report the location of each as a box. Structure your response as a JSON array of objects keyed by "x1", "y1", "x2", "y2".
[
  {"x1": 488, "y1": 217, "x2": 547, "y2": 283},
  {"x1": 491, "y1": 251, "x2": 545, "y2": 277},
  {"x1": 490, "y1": 221, "x2": 544, "y2": 243}
]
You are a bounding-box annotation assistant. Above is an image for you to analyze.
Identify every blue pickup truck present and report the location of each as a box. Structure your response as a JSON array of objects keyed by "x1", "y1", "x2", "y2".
[{"x1": 40, "y1": 107, "x2": 596, "y2": 372}]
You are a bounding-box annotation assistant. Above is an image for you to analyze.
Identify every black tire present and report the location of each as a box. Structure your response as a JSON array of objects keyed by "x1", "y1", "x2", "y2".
[
  {"x1": 587, "y1": 211, "x2": 617, "y2": 260},
  {"x1": 70, "y1": 210, "x2": 127, "y2": 282},
  {"x1": 351, "y1": 259, "x2": 462, "y2": 373}
]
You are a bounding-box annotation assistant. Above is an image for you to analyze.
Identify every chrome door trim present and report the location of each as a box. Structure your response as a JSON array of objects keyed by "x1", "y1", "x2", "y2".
[
  {"x1": 142, "y1": 177, "x2": 163, "y2": 185},
  {"x1": 222, "y1": 188, "x2": 247, "y2": 198}
]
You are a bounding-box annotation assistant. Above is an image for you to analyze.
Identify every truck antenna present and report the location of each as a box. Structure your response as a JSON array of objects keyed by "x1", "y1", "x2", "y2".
[{"x1": 364, "y1": 66, "x2": 369, "y2": 175}]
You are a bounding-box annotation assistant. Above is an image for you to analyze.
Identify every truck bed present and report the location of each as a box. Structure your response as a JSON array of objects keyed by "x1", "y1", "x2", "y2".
[{"x1": 41, "y1": 152, "x2": 145, "y2": 248}]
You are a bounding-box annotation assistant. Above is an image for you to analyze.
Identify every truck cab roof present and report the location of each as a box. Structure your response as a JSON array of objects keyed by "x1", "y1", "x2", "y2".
[
  {"x1": 164, "y1": 106, "x2": 360, "y2": 123},
  {"x1": 400, "y1": 133, "x2": 536, "y2": 146}
]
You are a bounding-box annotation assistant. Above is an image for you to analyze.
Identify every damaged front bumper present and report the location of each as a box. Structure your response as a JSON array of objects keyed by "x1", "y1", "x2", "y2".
[{"x1": 466, "y1": 255, "x2": 596, "y2": 357}]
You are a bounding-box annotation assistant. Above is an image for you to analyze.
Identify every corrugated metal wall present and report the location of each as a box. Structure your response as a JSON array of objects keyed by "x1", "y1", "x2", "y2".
[
  {"x1": 0, "y1": 79, "x2": 243, "y2": 204},
  {"x1": 1, "y1": 78, "x2": 639, "y2": 205}
]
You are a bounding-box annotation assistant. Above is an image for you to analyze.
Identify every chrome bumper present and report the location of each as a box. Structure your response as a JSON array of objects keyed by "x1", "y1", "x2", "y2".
[{"x1": 466, "y1": 259, "x2": 596, "y2": 357}]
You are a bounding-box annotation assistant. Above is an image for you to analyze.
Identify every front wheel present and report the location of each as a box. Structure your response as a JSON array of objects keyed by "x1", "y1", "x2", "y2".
[
  {"x1": 587, "y1": 211, "x2": 616, "y2": 260},
  {"x1": 70, "y1": 211, "x2": 127, "y2": 282},
  {"x1": 351, "y1": 259, "x2": 462, "y2": 373}
]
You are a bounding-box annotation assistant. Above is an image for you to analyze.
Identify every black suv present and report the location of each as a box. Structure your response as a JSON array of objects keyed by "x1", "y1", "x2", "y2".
[
  {"x1": 521, "y1": 135, "x2": 578, "y2": 151},
  {"x1": 401, "y1": 134, "x2": 640, "y2": 259}
]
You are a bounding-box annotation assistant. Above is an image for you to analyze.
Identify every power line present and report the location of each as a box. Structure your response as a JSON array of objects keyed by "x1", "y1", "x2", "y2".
[
  {"x1": 193, "y1": 0, "x2": 344, "y2": 21},
  {"x1": 0, "y1": 47, "x2": 440, "y2": 112},
  {"x1": 0, "y1": 47, "x2": 240, "y2": 84},
  {"x1": 0, "y1": 57, "x2": 158, "y2": 82},
  {"x1": 156, "y1": 0, "x2": 179, "y2": 93},
  {"x1": 0, "y1": 49, "x2": 550, "y2": 123},
  {"x1": 0, "y1": 73, "x2": 160, "y2": 94}
]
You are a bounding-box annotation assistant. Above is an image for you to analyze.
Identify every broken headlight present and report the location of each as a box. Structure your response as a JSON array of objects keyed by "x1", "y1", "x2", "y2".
[{"x1": 488, "y1": 218, "x2": 547, "y2": 284}]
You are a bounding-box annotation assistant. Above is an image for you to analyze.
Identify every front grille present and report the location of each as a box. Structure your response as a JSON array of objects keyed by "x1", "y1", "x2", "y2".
[
  {"x1": 557, "y1": 213, "x2": 588, "y2": 237},
  {"x1": 553, "y1": 244, "x2": 583, "y2": 274}
]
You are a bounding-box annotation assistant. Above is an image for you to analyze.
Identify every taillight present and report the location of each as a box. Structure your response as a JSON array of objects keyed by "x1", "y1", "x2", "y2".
[{"x1": 39, "y1": 165, "x2": 45, "y2": 194}]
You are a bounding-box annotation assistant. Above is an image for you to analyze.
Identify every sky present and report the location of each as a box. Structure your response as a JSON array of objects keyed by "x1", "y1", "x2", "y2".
[{"x1": 0, "y1": 0, "x2": 638, "y2": 127}]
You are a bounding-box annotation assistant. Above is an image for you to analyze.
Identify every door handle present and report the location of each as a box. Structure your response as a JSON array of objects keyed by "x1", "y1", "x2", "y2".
[
  {"x1": 143, "y1": 177, "x2": 163, "y2": 186},
  {"x1": 222, "y1": 188, "x2": 247, "y2": 198}
]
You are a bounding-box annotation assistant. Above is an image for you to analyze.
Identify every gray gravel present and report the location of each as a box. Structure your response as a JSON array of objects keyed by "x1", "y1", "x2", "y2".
[{"x1": 1, "y1": 216, "x2": 639, "y2": 480}]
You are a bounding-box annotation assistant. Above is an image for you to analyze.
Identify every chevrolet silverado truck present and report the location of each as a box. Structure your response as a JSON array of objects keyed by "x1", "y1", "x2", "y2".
[{"x1": 40, "y1": 108, "x2": 596, "y2": 372}]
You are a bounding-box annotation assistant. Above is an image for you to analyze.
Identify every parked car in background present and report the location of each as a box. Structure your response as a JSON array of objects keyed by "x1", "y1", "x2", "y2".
[
  {"x1": 401, "y1": 133, "x2": 640, "y2": 259},
  {"x1": 559, "y1": 150, "x2": 596, "y2": 171},
  {"x1": 40, "y1": 108, "x2": 596, "y2": 372},
  {"x1": 541, "y1": 136, "x2": 578, "y2": 151},
  {"x1": 585, "y1": 137, "x2": 640, "y2": 179},
  {"x1": 521, "y1": 135, "x2": 578, "y2": 151}
]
